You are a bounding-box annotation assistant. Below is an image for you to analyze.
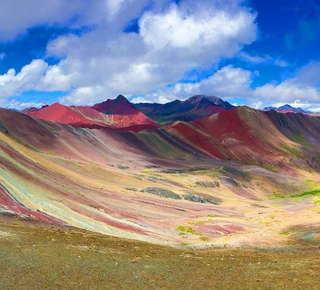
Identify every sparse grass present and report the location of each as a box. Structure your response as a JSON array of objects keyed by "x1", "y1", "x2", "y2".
[
  {"x1": 312, "y1": 197, "x2": 320, "y2": 206},
  {"x1": 125, "y1": 187, "x2": 138, "y2": 192},
  {"x1": 305, "y1": 179, "x2": 320, "y2": 188},
  {"x1": 176, "y1": 225, "x2": 200, "y2": 235},
  {"x1": 246, "y1": 160, "x2": 278, "y2": 172},
  {"x1": 189, "y1": 220, "x2": 209, "y2": 225},
  {"x1": 281, "y1": 144, "x2": 303, "y2": 158},
  {"x1": 271, "y1": 192, "x2": 286, "y2": 199},
  {"x1": 293, "y1": 133, "x2": 304, "y2": 144},
  {"x1": 207, "y1": 214, "x2": 223, "y2": 218},
  {"x1": 280, "y1": 231, "x2": 290, "y2": 235},
  {"x1": 1, "y1": 216, "x2": 320, "y2": 289},
  {"x1": 271, "y1": 189, "x2": 320, "y2": 200},
  {"x1": 289, "y1": 189, "x2": 320, "y2": 198},
  {"x1": 261, "y1": 163, "x2": 278, "y2": 172}
]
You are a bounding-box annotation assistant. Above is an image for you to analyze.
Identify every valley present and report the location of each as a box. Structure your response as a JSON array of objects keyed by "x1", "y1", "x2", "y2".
[{"x1": 1, "y1": 96, "x2": 320, "y2": 249}]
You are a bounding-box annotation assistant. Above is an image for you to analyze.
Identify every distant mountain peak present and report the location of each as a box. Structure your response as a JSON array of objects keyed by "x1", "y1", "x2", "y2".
[
  {"x1": 93, "y1": 95, "x2": 136, "y2": 115},
  {"x1": 50, "y1": 102, "x2": 67, "y2": 108},
  {"x1": 115, "y1": 94, "x2": 129, "y2": 101},
  {"x1": 264, "y1": 104, "x2": 309, "y2": 114},
  {"x1": 135, "y1": 95, "x2": 235, "y2": 124},
  {"x1": 186, "y1": 95, "x2": 235, "y2": 111},
  {"x1": 21, "y1": 107, "x2": 38, "y2": 114},
  {"x1": 188, "y1": 95, "x2": 220, "y2": 102}
]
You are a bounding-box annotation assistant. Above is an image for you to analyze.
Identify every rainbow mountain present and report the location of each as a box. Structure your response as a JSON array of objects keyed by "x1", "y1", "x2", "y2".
[{"x1": 0, "y1": 95, "x2": 319, "y2": 247}]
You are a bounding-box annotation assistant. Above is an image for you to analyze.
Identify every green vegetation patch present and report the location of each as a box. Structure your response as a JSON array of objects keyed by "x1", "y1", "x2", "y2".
[
  {"x1": 272, "y1": 189, "x2": 320, "y2": 200},
  {"x1": 189, "y1": 220, "x2": 210, "y2": 225},
  {"x1": 176, "y1": 225, "x2": 200, "y2": 236},
  {"x1": 261, "y1": 163, "x2": 278, "y2": 172},
  {"x1": 293, "y1": 133, "x2": 304, "y2": 144},
  {"x1": 281, "y1": 144, "x2": 303, "y2": 158},
  {"x1": 280, "y1": 231, "x2": 290, "y2": 235},
  {"x1": 289, "y1": 189, "x2": 320, "y2": 198}
]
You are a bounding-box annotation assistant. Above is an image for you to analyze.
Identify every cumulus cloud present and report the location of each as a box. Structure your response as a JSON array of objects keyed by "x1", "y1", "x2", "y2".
[
  {"x1": 2, "y1": 0, "x2": 319, "y2": 113},
  {"x1": 0, "y1": 60, "x2": 48, "y2": 98},
  {"x1": 47, "y1": 0, "x2": 258, "y2": 105},
  {"x1": 131, "y1": 65, "x2": 254, "y2": 103},
  {"x1": 140, "y1": 3, "x2": 256, "y2": 51},
  {"x1": 254, "y1": 82, "x2": 320, "y2": 103},
  {"x1": 131, "y1": 62, "x2": 320, "y2": 113},
  {"x1": 0, "y1": 59, "x2": 75, "y2": 99},
  {"x1": 0, "y1": 0, "x2": 151, "y2": 41},
  {"x1": 254, "y1": 62, "x2": 320, "y2": 106},
  {"x1": 0, "y1": 0, "x2": 82, "y2": 41}
]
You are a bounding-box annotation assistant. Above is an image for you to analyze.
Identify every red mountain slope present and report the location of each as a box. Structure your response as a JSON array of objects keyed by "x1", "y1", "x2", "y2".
[
  {"x1": 22, "y1": 103, "x2": 102, "y2": 127},
  {"x1": 166, "y1": 107, "x2": 287, "y2": 164},
  {"x1": 22, "y1": 96, "x2": 159, "y2": 131},
  {"x1": 93, "y1": 95, "x2": 159, "y2": 128}
]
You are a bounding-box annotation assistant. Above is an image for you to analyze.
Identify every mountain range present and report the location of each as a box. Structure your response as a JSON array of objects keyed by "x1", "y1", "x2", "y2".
[
  {"x1": 22, "y1": 94, "x2": 235, "y2": 129},
  {"x1": 135, "y1": 95, "x2": 235, "y2": 124},
  {"x1": 22, "y1": 95, "x2": 159, "y2": 132},
  {"x1": 264, "y1": 104, "x2": 310, "y2": 114},
  {"x1": 1, "y1": 94, "x2": 320, "y2": 247}
]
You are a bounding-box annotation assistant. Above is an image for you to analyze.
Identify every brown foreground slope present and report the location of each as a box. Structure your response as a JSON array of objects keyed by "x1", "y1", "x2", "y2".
[{"x1": 0, "y1": 215, "x2": 320, "y2": 290}]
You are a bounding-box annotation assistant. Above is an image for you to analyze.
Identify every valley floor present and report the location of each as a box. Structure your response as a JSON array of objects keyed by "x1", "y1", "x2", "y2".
[{"x1": 0, "y1": 214, "x2": 320, "y2": 290}]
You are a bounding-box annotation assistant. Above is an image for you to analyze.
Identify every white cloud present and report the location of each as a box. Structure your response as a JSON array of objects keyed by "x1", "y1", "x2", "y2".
[
  {"x1": 131, "y1": 62, "x2": 320, "y2": 113},
  {"x1": 251, "y1": 100, "x2": 263, "y2": 109},
  {"x1": 0, "y1": 0, "x2": 258, "y2": 105},
  {"x1": 273, "y1": 59, "x2": 289, "y2": 68},
  {"x1": 254, "y1": 82, "x2": 320, "y2": 103},
  {"x1": 254, "y1": 62, "x2": 320, "y2": 106},
  {"x1": 0, "y1": 60, "x2": 47, "y2": 98},
  {"x1": 131, "y1": 65, "x2": 254, "y2": 103},
  {"x1": 238, "y1": 52, "x2": 268, "y2": 63},
  {"x1": 294, "y1": 61, "x2": 320, "y2": 86},
  {"x1": 45, "y1": 0, "x2": 258, "y2": 105},
  {"x1": 2, "y1": 0, "x2": 318, "y2": 113},
  {"x1": 0, "y1": 0, "x2": 81, "y2": 41},
  {"x1": 0, "y1": 59, "x2": 76, "y2": 100},
  {"x1": 0, "y1": 0, "x2": 149, "y2": 41},
  {"x1": 140, "y1": 3, "x2": 256, "y2": 51},
  {"x1": 172, "y1": 65, "x2": 253, "y2": 99},
  {"x1": 0, "y1": 99, "x2": 46, "y2": 110},
  {"x1": 237, "y1": 52, "x2": 289, "y2": 67}
]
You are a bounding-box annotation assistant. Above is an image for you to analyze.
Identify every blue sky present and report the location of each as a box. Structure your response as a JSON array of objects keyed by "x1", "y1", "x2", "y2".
[{"x1": 0, "y1": 0, "x2": 319, "y2": 111}]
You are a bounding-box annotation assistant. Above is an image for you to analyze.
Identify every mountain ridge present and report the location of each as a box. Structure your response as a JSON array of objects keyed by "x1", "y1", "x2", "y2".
[
  {"x1": 21, "y1": 95, "x2": 159, "y2": 131},
  {"x1": 264, "y1": 104, "x2": 310, "y2": 114},
  {"x1": 135, "y1": 94, "x2": 235, "y2": 124}
]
